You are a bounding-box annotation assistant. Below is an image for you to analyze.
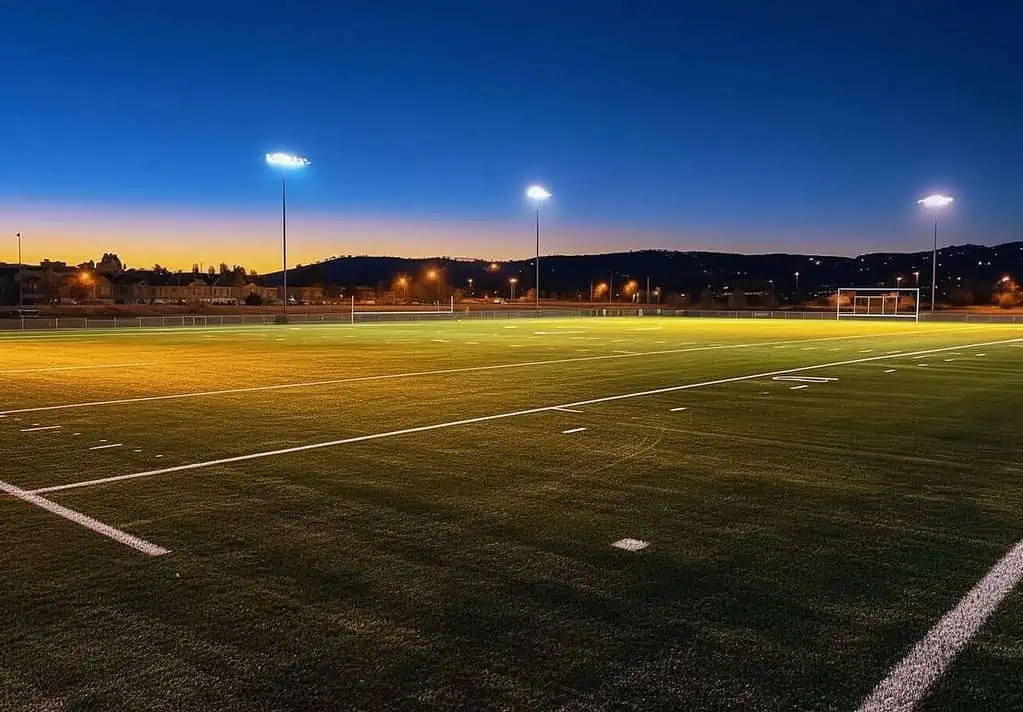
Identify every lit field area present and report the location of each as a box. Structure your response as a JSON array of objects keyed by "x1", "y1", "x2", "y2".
[{"x1": 2, "y1": 316, "x2": 1023, "y2": 711}]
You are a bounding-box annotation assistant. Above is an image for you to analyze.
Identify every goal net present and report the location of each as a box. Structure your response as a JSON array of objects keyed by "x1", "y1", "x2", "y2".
[{"x1": 836, "y1": 287, "x2": 920, "y2": 321}]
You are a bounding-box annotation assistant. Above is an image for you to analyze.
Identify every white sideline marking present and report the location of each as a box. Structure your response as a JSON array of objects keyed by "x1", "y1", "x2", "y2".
[
  {"x1": 89, "y1": 443, "x2": 123, "y2": 450},
  {"x1": 0, "y1": 479, "x2": 169, "y2": 556},
  {"x1": 856, "y1": 538, "x2": 1023, "y2": 712},
  {"x1": 553, "y1": 407, "x2": 584, "y2": 413},
  {"x1": 790, "y1": 384, "x2": 809, "y2": 390},
  {"x1": 28, "y1": 336, "x2": 1023, "y2": 496},
  {"x1": 772, "y1": 376, "x2": 839, "y2": 383},
  {"x1": 0, "y1": 331, "x2": 960, "y2": 417},
  {"x1": 561, "y1": 427, "x2": 587, "y2": 434},
  {"x1": 20, "y1": 425, "x2": 62, "y2": 432},
  {"x1": 0, "y1": 361, "x2": 156, "y2": 375},
  {"x1": 670, "y1": 407, "x2": 688, "y2": 412},
  {"x1": 611, "y1": 538, "x2": 649, "y2": 552},
  {"x1": 612, "y1": 350, "x2": 637, "y2": 354}
]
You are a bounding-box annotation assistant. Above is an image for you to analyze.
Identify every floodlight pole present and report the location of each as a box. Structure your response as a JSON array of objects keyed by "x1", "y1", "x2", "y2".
[
  {"x1": 16, "y1": 232, "x2": 23, "y2": 307},
  {"x1": 930, "y1": 217, "x2": 938, "y2": 312},
  {"x1": 535, "y1": 205, "x2": 541, "y2": 310},
  {"x1": 281, "y1": 171, "x2": 288, "y2": 317}
]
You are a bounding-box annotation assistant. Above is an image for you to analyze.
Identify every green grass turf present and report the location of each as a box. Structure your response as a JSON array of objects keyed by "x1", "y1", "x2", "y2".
[{"x1": 1, "y1": 316, "x2": 1022, "y2": 711}]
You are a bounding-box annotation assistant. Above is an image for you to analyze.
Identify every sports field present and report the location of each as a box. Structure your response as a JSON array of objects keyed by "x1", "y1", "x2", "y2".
[{"x1": 2, "y1": 316, "x2": 1023, "y2": 711}]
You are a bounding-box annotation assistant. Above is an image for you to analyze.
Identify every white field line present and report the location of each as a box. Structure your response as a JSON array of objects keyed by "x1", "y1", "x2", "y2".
[
  {"x1": 553, "y1": 407, "x2": 585, "y2": 413},
  {"x1": 88, "y1": 443, "x2": 123, "y2": 450},
  {"x1": 0, "y1": 479, "x2": 169, "y2": 556},
  {"x1": 28, "y1": 336, "x2": 1023, "y2": 495},
  {"x1": 772, "y1": 376, "x2": 839, "y2": 383},
  {"x1": 790, "y1": 384, "x2": 810, "y2": 390},
  {"x1": 885, "y1": 369, "x2": 897, "y2": 373},
  {"x1": 20, "y1": 425, "x2": 62, "y2": 432},
  {"x1": 670, "y1": 407, "x2": 688, "y2": 412},
  {"x1": 0, "y1": 361, "x2": 156, "y2": 375},
  {"x1": 561, "y1": 427, "x2": 587, "y2": 434},
  {"x1": 856, "y1": 538, "x2": 1023, "y2": 712},
  {"x1": 0, "y1": 329, "x2": 973, "y2": 417}
]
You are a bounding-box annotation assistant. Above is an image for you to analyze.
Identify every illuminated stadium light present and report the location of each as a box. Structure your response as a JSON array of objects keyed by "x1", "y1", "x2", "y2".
[
  {"x1": 917, "y1": 194, "x2": 954, "y2": 208},
  {"x1": 265, "y1": 152, "x2": 311, "y2": 168},
  {"x1": 526, "y1": 185, "x2": 551, "y2": 201}
]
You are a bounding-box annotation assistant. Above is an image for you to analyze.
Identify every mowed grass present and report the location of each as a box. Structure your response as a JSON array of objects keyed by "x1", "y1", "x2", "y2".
[{"x1": 2, "y1": 316, "x2": 1023, "y2": 711}]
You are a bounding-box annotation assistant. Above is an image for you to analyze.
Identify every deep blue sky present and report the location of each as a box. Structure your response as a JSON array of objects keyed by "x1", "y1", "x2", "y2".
[{"x1": 2, "y1": 1, "x2": 1022, "y2": 266}]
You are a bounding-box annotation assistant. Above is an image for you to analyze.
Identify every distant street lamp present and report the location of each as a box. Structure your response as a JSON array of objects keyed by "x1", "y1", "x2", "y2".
[
  {"x1": 266, "y1": 152, "x2": 311, "y2": 319},
  {"x1": 794, "y1": 271, "x2": 800, "y2": 300},
  {"x1": 509, "y1": 276, "x2": 518, "y2": 300},
  {"x1": 897, "y1": 275, "x2": 903, "y2": 288},
  {"x1": 16, "y1": 232, "x2": 23, "y2": 307},
  {"x1": 526, "y1": 185, "x2": 551, "y2": 310},
  {"x1": 917, "y1": 193, "x2": 954, "y2": 311},
  {"x1": 467, "y1": 277, "x2": 474, "y2": 296}
]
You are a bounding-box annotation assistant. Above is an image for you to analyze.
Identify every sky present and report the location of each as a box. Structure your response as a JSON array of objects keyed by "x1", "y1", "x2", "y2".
[{"x1": 2, "y1": 1, "x2": 1021, "y2": 272}]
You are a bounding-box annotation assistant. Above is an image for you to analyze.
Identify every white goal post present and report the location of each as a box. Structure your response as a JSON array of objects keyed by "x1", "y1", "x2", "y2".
[{"x1": 836, "y1": 287, "x2": 920, "y2": 322}]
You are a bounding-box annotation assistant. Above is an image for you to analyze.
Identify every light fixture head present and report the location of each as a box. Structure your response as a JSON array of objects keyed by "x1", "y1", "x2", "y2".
[{"x1": 266, "y1": 152, "x2": 311, "y2": 168}]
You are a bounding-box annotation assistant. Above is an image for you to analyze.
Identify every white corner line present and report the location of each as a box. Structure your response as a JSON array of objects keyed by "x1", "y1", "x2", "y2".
[
  {"x1": 0, "y1": 328, "x2": 977, "y2": 416},
  {"x1": 26, "y1": 336, "x2": 1023, "y2": 497},
  {"x1": 0, "y1": 479, "x2": 169, "y2": 556},
  {"x1": 856, "y1": 538, "x2": 1023, "y2": 712}
]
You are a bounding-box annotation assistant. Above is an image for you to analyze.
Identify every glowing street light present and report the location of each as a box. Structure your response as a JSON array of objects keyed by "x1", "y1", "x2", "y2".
[
  {"x1": 509, "y1": 276, "x2": 518, "y2": 300},
  {"x1": 917, "y1": 193, "x2": 954, "y2": 311},
  {"x1": 467, "y1": 277, "x2": 474, "y2": 296},
  {"x1": 897, "y1": 275, "x2": 903, "y2": 288},
  {"x1": 526, "y1": 184, "x2": 551, "y2": 310},
  {"x1": 794, "y1": 271, "x2": 800, "y2": 299},
  {"x1": 913, "y1": 270, "x2": 920, "y2": 286},
  {"x1": 266, "y1": 152, "x2": 310, "y2": 320}
]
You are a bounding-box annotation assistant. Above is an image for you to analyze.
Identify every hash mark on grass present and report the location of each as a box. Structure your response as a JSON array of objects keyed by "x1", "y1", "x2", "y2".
[
  {"x1": 790, "y1": 384, "x2": 809, "y2": 390},
  {"x1": 669, "y1": 407, "x2": 688, "y2": 412},
  {"x1": 561, "y1": 427, "x2": 587, "y2": 434},
  {"x1": 885, "y1": 369, "x2": 897, "y2": 373},
  {"x1": 89, "y1": 443, "x2": 123, "y2": 450},
  {"x1": 21, "y1": 425, "x2": 62, "y2": 432}
]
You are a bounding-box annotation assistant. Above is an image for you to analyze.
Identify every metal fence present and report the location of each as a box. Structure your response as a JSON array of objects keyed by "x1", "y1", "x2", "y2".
[{"x1": 1, "y1": 306, "x2": 1020, "y2": 332}]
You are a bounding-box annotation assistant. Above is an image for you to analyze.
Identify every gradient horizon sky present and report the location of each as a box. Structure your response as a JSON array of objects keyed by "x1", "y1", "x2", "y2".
[{"x1": 3, "y1": 2, "x2": 1021, "y2": 272}]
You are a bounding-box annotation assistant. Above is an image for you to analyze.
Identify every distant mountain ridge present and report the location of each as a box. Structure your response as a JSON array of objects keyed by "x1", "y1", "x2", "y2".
[{"x1": 266, "y1": 242, "x2": 1023, "y2": 301}]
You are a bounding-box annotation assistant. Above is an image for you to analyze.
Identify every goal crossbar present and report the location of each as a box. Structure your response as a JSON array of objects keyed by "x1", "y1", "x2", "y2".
[{"x1": 836, "y1": 287, "x2": 920, "y2": 322}]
